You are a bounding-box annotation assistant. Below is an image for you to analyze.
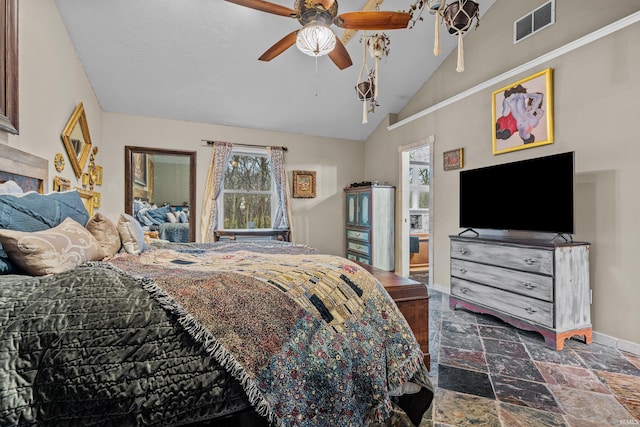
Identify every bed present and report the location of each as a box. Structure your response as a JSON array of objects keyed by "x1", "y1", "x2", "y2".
[
  {"x1": 133, "y1": 199, "x2": 191, "y2": 243},
  {"x1": 0, "y1": 145, "x2": 433, "y2": 426}
]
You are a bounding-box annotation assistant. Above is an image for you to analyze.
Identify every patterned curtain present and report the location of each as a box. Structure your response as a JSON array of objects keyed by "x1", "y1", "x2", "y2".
[
  {"x1": 200, "y1": 141, "x2": 233, "y2": 242},
  {"x1": 267, "y1": 147, "x2": 292, "y2": 233}
]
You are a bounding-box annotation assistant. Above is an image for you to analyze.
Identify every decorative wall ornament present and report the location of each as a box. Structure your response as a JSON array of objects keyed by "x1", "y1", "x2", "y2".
[
  {"x1": 61, "y1": 102, "x2": 93, "y2": 178},
  {"x1": 492, "y1": 68, "x2": 554, "y2": 155},
  {"x1": 74, "y1": 187, "x2": 95, "y2": 216},
  {"x1": 292, "y1": 170, "x2": 317, "y2": 198},
  {"x1": 93, "y1": 192, "x2": 101, "y2": 209},
  {"x1": 94, "y1": 166, "x2": 103, "y2": 185},
  {"x1": 87, "y1": 146, "x2": 99, "y2": 191},
  {"x1": 53, "y1": 176, "x2": 71, "y2": 192},
  {"x1": 0, "y1": 0, "x2": 18, "y2": 135},
  {"x1": 54, "y1": 153, "x2": 65, "y2": 172},
  {"x1": 443, "y1": 148, "x2": 464, "y2": 170}
]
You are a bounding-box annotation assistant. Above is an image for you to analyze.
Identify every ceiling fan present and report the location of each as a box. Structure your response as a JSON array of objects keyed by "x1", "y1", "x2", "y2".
[{"x1": 225, "y1": 0, "x2": 411, "y2": 69}]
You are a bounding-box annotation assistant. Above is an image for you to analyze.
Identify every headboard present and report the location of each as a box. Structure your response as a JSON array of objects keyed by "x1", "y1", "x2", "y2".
[{"x1": 0, "y1": 144, "x2": 48, "y2": 193}]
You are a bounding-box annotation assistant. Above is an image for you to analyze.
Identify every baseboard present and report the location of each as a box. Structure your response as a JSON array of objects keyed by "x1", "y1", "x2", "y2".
[
  {"x1": 431, "y1": 285, "x2": 640, "y2": 356},
  {"x1": 592, "y1": 331, "x2": 640, "y2": 356}
]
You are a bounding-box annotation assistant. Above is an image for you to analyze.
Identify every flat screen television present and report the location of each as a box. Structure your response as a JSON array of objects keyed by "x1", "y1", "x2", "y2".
[{"x1": 459, "y1": 152, "x2": 574, "y2": 234}]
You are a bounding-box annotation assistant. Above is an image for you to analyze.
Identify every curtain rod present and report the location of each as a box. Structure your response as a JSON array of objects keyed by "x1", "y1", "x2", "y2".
[{"x1": 201, "y1": 140, "x2": 288, "y2": 152}]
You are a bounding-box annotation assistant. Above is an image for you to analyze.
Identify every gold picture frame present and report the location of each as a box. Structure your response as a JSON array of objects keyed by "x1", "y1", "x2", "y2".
[
  {"x1": 492, "y1": 68, "x2": 554, "y2": 155},
  {"x1": 61, "y1": 102, "x2": 93, "y2": 178},
  {"x1": 94, "y1": 165, "x2": 103, "y2": 185},
  {"x1": 93, "y1": 192, "x2": 101, "y2": 208},
  {"x1": 443, "y1": 148, "x2": 464, "y2": 171},
  {"x1": 53, "y1": 176, "x2": 71, "y2": 192},
  {"x1": 74, "y1": 187, "x2": 94, "y2": 217},
  {"x1": 292, "y1": 170, "x2": 316, "y2": 198}
]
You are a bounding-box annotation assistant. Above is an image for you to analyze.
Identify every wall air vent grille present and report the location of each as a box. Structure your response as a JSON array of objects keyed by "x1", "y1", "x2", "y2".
[{"x1": 514, "y1": 0, "x2": 555, "y2": 44}]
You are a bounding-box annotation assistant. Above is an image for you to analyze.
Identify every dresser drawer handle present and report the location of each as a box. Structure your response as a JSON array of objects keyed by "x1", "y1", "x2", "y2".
[
  {"x1": 458, "y1": 248, "x2": 468, "y2": 255},
  {"x1": 522, "y1": 282, "x2": 536, "y2": 290},
  {"x1": 524, "y1": 307, "x2": 537, "y2": 314},
  {"x1": 459, "y1": 268, "x2": 467, "y2": 274},
  {"x1": 523, "y1": 258, "x2": 536, "y2": 265},
  {"x1": 459, "y1": 287, "x2": 469, "y2": 294}
]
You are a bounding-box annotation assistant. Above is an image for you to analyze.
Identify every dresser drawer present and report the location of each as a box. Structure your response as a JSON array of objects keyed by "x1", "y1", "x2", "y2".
[
  {"x1": 451, "y1": 258, "x2": 553, "y2": 302},
  {"x1": 347, "y1": 240, "x2": 370, "y2": 255},
  {"x1": 451, "y1": 240, "x2": 553, "y2": 275},
  {"x1": 451, "y1": 278, "x2": 553, "y2": 328},
  {"x1": 347, "y1": 251, "x2": 370, "y2": 265},
  {"x1": 346, "y1": 228, "x2": 370, "y2": 242}
]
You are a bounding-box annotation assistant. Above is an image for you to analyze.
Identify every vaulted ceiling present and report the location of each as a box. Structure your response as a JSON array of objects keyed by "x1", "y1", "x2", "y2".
[{"x1": 53, "y1": 0, "x2": 495, "y2": 141}]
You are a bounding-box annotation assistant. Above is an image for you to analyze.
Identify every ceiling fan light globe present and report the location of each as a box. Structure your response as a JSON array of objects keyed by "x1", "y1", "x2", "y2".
[{"x1": 296, "y1": 23, "x2": 336, "y2": 57}]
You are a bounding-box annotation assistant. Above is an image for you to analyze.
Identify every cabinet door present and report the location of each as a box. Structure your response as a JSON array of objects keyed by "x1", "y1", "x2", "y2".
[
  {"x1": 358, "y1": 191, "x2": 371, "y2": 227},
  {"x1": 346, "y1": 193, "x2": 357, "y2": 226}
]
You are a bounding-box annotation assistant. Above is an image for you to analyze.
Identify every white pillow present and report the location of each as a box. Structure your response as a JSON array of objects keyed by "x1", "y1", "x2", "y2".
[
  {"x1": 117, "y1": 213, "x2": 146, "y2": 255},
  {"x1": 0, "y1": 180, "x2": 23, "y2": 194},
  {"x1": 166, "y1": 212, "x2": 178, "y2": 223}
]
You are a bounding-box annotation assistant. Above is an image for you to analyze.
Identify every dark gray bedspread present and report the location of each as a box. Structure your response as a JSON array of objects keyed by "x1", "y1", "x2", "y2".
[{"x1": 0, "y1": 265, "x2": 252, "y2": 426}]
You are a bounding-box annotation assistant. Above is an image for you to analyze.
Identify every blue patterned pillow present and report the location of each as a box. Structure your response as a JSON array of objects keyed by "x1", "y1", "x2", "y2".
[{"x1": 0, "y1": 190, "x2": 90, "y2": 274}]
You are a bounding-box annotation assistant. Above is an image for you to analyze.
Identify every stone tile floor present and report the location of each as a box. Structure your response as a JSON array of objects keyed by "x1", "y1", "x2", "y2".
[{"x1": 413, "y1": 288, "x2": 640, "y2": 427}]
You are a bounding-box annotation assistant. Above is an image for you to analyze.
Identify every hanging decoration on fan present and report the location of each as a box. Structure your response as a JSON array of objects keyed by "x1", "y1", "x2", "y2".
[
  {"x1": 366, "y1": 33, "x2": 390, "y2": 99},
  {"x1": 442, "y1": 0, "x2": 480, "y2": 72}
]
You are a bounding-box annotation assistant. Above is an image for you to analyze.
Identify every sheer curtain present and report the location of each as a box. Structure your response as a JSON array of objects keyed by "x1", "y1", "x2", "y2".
[
  {"x1": 200, "y1": 141, "x2": 233, "y2": 242},
  {"x1": 267, "y1": 146, "x2": 294, "y2": 239}
]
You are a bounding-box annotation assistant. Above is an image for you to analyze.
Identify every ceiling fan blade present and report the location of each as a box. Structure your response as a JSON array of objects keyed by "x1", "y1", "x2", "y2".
[
  {"x1": 225, "y1": 0, "x2": 297, "y2": 17},
  {"x1": 258, "y1": 31, "x2": 298, "y2": 61},
  {"x1": 334, "y1": 11, "x2": 411, "y2": 30},
  {"x1": 328, "y1": 38, "x2": 352, "y2": 70}
]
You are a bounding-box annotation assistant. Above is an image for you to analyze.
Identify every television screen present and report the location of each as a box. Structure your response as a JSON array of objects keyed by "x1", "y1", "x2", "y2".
[{"x1": 459, "y1": 152, "x2": 574, "y2": 234}]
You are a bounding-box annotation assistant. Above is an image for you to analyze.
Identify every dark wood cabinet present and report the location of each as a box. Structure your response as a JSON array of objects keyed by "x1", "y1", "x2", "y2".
[{"x1": 357, "y1": 263, "x2": 430, "y2": 368}]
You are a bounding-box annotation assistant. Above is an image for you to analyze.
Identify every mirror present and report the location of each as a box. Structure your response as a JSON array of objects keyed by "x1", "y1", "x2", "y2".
[
  {"x1": 61, "y1": 102, "x2": 93, "y2": 178},
  {"x1": 125, "y1": 146, "x2": 197, "y2": 242}
]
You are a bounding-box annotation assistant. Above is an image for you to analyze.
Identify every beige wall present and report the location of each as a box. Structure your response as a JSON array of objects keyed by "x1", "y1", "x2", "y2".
[
  {"x1": 100, "y1": 113, "x2": 364, "y2": 256},
  {"x1": 2, "y1": 0, "x2": 103, "y2": 189},
  {"x1": 365, "y1": 1, "x2": 640, "y2": 346}
]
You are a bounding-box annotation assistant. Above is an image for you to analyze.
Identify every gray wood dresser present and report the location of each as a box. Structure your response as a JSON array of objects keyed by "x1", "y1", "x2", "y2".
[{"x1": 449, "y1": 235, "x2": 592, "y2": 350}]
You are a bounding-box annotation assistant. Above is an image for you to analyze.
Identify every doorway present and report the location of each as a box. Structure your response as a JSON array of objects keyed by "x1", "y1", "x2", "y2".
[{"x1": 397, "y1": 138, "x2": 433, "y2": 287}]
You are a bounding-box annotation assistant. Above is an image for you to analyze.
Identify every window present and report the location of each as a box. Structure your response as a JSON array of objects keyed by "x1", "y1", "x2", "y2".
[{"x1": 219, "y1": 149, "x2": 274, "y2": 230}]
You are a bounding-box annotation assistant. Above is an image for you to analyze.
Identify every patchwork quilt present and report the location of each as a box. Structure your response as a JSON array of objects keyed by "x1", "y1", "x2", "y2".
[{"x1": 109, "y1": 242, "x2": 431, "y2": 426}]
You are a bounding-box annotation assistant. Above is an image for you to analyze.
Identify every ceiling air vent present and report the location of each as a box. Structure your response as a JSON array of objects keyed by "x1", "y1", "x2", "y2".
[{"x1": 514, "y1": 0, "x2": 555, "y2": 44}]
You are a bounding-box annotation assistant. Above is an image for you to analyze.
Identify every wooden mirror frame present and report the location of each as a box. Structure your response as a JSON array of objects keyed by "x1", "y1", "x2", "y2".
[
  {"x1": 124, "y1": 146, "x2": 197, "y2": 242},
  {"x1": 0, "y1": 0, "x2": 19, "y2": 134},
  {"x1": 61, "y1": 102, "x2": 93, "y2": 178}
]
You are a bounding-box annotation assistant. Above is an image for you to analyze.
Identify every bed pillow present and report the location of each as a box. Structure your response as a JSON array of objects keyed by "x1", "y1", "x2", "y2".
[
  {"x1": 86, "y1": 213, "x2": 122, "y2": 257},
  {"x1": 117, "y1": 213, "x2": 146, "y2": 255},
  {"x1": 0, "y1": 180, "x2": 24, "y2": 194},
  {"x1": 145, "y1": 206, "x2": 171, "y2": 225},
  {"x1": 165, "y1": 211, "x2": 178, "y2": 223},
  {"x1": 0, "y1": 217, "x2": 105, "y2": 275},
  {"x1": 0, "y1": 190, "x2": 90, "y2": 273}
]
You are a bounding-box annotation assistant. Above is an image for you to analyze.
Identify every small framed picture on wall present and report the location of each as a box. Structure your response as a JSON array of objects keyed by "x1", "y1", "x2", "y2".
[
  {"x1": 292, "y1": 170, "x2": 316, "y2": 198},
  {"x1": 443, "y1": 148, "x2": 464, "y2": 171}
]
